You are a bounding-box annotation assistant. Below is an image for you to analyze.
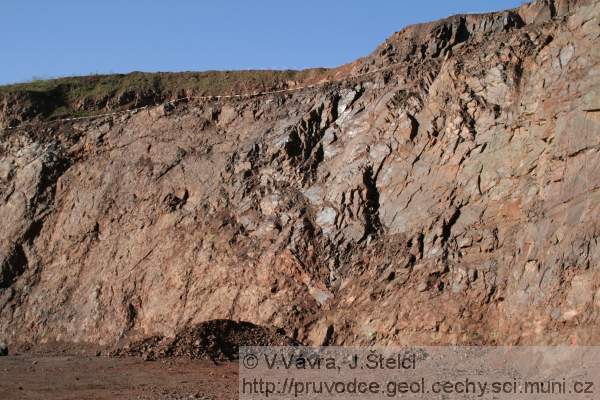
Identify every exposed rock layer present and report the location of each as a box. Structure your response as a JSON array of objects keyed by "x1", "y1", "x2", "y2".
[{"x1": 1, "y1": 0, "x2": 599, "y2": 348}]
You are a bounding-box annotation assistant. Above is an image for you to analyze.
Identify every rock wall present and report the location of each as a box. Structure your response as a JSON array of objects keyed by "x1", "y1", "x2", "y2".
[{"x1": 1, "y1": 0, "x2": 599, "y2": 347}]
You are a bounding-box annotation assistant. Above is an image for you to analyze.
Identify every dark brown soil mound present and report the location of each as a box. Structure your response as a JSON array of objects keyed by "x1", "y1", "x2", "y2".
[{"x1": 115, "y1": 319, "x2": 296, "y2": 361}]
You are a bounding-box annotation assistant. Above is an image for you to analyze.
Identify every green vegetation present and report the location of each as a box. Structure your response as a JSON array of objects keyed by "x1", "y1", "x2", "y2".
[{"x1": 0, "y1": 69, "x2": 330, "y2": 121}]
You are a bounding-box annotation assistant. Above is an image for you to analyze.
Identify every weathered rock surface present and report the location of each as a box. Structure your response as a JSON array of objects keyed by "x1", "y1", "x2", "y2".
[{"x1": 1, "y1": 0, "x2": 599, "y2": 349}]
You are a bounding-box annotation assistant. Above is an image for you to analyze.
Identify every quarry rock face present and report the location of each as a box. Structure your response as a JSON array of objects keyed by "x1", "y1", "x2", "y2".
[{"x1": 1, "y1": 0, "x2": 599, "y2": 349}]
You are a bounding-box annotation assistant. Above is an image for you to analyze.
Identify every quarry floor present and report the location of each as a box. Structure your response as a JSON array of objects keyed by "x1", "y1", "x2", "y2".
[{"x1": 0, "y1": 355, "x2": 237, "y2": 400}]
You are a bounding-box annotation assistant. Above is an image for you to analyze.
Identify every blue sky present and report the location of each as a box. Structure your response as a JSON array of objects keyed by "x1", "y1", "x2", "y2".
[{"x1": 1, "y1": 1, "x2": 523, "y2": 85}]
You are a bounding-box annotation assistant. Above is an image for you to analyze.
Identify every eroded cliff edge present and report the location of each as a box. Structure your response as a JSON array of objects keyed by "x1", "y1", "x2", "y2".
[{"x1": 1, "y1": 0, "x2": 599, "y2": 348}]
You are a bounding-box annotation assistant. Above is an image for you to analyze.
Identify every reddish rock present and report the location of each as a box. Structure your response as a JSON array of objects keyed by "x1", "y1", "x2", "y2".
[{"x1": 1, "y1": 0, "x2": 599, "y2": 350}]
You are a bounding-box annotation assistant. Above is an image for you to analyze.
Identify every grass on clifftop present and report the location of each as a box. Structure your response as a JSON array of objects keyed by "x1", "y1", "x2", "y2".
[
  {"x1": 0, "y1": 69, "x2": 330, "y2": 121},
  {"x1": 0, "y1": 69, "x2": 333, "y2": 94}
]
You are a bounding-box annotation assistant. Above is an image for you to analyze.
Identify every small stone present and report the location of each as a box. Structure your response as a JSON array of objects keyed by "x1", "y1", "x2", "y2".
[
  {"x1": 458, "y1": 236, "x2": 473, "y2": 248},
  {"x1": 417, "y1": 282, "x2": 428, "y2": 292},
  {"x1": 163, "y1": 102, "x2": 175, "y2": 115},
  {"x1": 309, "y1": 287, "x2": 334, "y2": 307},
  {"x1": 559, "y1": 44, "x2": 574, "y2": 67},
  {"x1": 316, "y1": 207, "x2": 337, "y2": 227},
  {"x1": 439, "y1": 322, "x2": 451, "y2": 333},
  {"x1": 467, "y1": 269, "x2": 478, "y2": 282},
  {"x1": 308, "y1": 320, "x2": 334, "y2": 346}
]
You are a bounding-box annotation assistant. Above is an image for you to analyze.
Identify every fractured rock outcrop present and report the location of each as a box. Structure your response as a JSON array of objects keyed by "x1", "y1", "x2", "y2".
[{"x1": 1, "y1": 0, "x2": 599, "y2": 348}]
